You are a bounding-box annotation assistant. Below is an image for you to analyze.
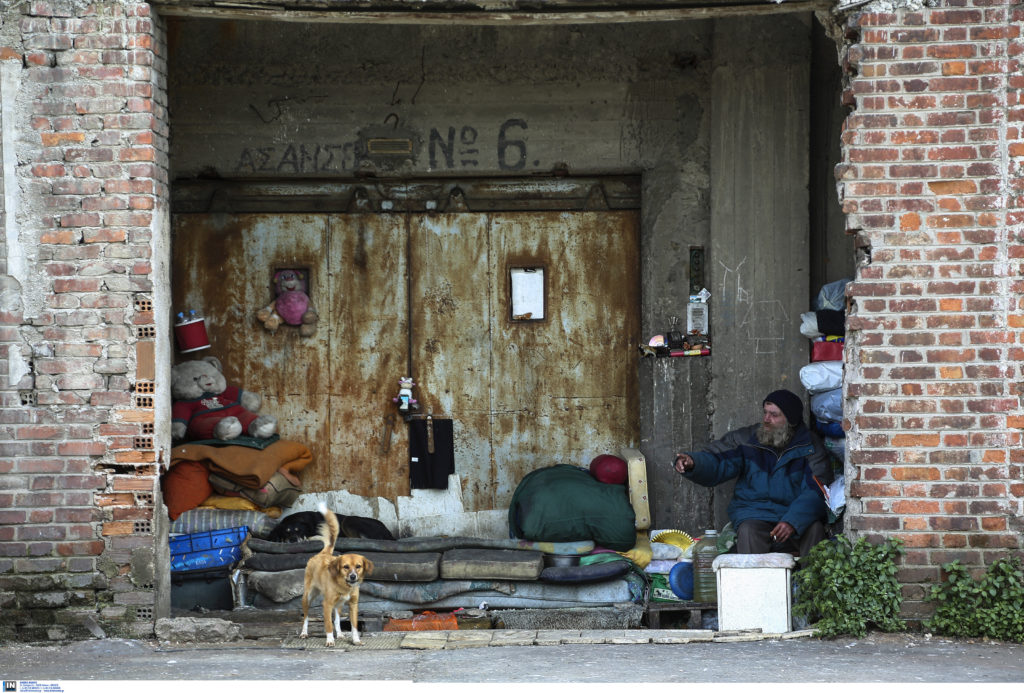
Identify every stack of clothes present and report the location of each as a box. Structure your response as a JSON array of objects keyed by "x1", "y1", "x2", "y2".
[
  {"x1": 161, "y1": 436, "x2": 311, "y2": 529},
  {"x1": 799, "y1": 279, "x2": 849, "y2": 522}
]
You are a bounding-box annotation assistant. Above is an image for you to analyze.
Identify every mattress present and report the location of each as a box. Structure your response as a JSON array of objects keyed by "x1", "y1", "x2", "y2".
[{"x1": 247, "y1": 571, "x2": 634, "y2": 612}]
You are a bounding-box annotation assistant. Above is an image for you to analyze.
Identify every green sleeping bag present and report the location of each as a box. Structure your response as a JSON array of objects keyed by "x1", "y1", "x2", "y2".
[{"x1": 508, "y1": 464, "x2": 637, "y2": 551}]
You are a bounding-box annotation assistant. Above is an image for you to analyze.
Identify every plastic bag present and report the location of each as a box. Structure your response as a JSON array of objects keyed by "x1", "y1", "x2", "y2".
[
  {"x1": 814, "y1": 278, "x2": 851, "y2": 312},
  {"x1": 810, "y1": 388, "x2": 843, "y2": 422},
  {"x1": 815, "y1": 419, "x2": 845, "y2": 438},
  {"x1": 828, "y1": 474, "x2": 846, "y2": 515},
  {"x1": 800, "y1": 311, "x2": 822, "y2": 339},
  {"x1": 800, "y1": 361, "x2": 843, "y2": 394}
]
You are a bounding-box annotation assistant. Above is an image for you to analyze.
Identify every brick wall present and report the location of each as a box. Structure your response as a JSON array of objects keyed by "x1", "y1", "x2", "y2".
[
  {"x1": 837, "y1": 1, "x2": 1024, "y2": 616},
  {"x1": 0, "y1": 0, "x2": 168, "y2": 641}
]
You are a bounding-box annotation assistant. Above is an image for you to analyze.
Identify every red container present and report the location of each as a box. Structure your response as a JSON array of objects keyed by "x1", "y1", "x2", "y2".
[
  {"x1": 382, "y1": 611, "x2": 459, "y2": 631},
  {"x1": 175, "y1": 318, "x2": 210, "y2": 353},
  {"x1": 811, "y1": 340, "x2": 843, "y2": 362}
]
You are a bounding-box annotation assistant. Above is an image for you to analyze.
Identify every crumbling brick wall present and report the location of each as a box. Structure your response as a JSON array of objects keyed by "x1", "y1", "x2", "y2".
[
  {"x1": 0, "y1": 0, "x2": 168, "y2": 641},
  {"x1": 836, "y1": 0, "x2": 1024, "y2": 617}
]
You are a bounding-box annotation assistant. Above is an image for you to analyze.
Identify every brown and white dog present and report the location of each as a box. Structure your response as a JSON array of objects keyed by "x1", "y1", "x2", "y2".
[{"x1": 299, "y1": 503, "x2": 373, "y2": 647}]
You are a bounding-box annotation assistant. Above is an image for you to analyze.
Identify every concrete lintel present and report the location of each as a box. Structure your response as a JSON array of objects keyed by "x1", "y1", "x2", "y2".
[{"x1": 152, "y1": 0, "x2": 831, "y2": 26}]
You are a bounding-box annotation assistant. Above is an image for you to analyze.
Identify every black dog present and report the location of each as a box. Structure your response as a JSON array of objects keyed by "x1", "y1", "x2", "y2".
[{"x1": 267, "y1": 510, "x2": 395, "y2": 543}]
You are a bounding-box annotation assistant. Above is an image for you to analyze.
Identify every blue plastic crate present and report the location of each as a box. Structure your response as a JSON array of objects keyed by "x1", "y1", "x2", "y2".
[{"x1": 170, "y1": 526, "x2": 248, "y2": 573}]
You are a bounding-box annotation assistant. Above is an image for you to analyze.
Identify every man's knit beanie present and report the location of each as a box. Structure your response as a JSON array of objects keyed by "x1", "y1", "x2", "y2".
[{"x1": 763, "y1": 389, "x2": 804, "y2": 427}]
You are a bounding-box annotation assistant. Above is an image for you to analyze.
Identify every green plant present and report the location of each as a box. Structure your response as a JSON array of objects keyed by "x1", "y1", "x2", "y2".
[
  {"x1": 792, "y1": 534, "x2": 906, "y2": 638},
  {"x1": 924, "y1": 556, "x2": 1024, "y2": 643}
]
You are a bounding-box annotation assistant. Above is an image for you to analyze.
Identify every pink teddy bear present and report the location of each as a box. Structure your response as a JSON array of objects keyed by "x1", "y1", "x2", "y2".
[{"x1": 256, "y1": 269, "x2": 319, "y2": 337}]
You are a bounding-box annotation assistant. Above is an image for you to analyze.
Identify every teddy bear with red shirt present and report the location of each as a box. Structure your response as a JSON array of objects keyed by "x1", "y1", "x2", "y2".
[{"x1": 171, "y1": 356, "x2": 277, "y2": 442}]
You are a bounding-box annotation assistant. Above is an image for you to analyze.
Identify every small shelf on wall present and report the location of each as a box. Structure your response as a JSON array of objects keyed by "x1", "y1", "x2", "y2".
[{"x1": 638, "y1": 343, "x2": 711, "y2": 359}]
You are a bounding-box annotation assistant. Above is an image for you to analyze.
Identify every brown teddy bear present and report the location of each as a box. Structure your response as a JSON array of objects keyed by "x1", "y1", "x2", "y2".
[{"x1": 170, "y1": 356, "x2": 277, "y2": 442}]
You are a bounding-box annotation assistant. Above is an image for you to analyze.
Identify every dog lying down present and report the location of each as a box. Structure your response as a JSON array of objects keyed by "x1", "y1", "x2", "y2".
[
  {"x1": 267, "y1": 509, "x2": 395, "y2": 543},
  {"x1": 300, "y1": 503, "x2": 374, "y2": 647}
]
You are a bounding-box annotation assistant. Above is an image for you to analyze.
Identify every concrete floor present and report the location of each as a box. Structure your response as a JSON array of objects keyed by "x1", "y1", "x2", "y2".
[{"x1": 1, "y1": 630, "x2": 1022, "y2": 683}]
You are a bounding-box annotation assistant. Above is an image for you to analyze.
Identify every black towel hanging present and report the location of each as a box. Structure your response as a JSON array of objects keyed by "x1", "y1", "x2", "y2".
[{"x1": 408, "y1": 417, "x2": 454, "y2": 489}]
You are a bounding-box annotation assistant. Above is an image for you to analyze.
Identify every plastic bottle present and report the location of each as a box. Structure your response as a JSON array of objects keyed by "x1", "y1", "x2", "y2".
[{"x1": 692, "y1": 528, "x2": 719, "y2": 604}]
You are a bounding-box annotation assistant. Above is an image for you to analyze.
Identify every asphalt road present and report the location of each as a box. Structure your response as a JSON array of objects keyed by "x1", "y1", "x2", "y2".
[{"x1": 1, "y1": 632, "x2": 1022, "y2": 684}]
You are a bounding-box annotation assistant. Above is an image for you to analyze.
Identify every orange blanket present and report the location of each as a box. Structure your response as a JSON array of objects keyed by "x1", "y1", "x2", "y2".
[{"x1": 170, "y1": 439, "x2": 312, "y2": 490}]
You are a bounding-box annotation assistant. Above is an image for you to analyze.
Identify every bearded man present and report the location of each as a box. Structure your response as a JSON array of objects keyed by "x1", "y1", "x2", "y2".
[{"x1": 672, "y1": 389, "x2": 830, "y2": 557}]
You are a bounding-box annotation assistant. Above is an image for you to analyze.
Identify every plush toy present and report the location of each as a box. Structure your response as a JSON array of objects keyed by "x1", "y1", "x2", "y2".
[
  {"x1": 256, "y1": 269, "x2": 319, "y2": 337},
  {"x1": 393, "y1": 377, "x2": 418, "y2": 412},
  {"x1": 171, "y1": 356, "x2": 278, "y2": 442}
]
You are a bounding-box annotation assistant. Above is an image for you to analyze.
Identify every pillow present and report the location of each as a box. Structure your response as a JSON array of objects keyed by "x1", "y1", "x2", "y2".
[
  {"x1": 161, "y1": 460, "x2": 213, "y2": 521},
  {"x1": 590, "y1": 454, "x2": 628, "y2": 484}
]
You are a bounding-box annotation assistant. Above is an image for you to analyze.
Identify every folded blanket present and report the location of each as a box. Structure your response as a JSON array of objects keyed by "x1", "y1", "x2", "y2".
[{"x1": 170, "y1": 439, "x2": 312, "y2": 490}]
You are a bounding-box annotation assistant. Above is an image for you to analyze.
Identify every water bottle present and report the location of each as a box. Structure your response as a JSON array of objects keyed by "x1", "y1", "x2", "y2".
[{"x1": 692, "y1": 529, "x2": 719, "y2": 603}]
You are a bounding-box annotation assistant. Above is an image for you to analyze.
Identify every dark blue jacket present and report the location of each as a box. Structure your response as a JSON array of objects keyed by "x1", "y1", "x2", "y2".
[{"x1": 682, "y1": 424, "x2": 826, "y2": 535}]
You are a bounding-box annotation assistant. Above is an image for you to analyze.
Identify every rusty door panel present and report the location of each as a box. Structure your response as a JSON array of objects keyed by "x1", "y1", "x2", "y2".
[
  {"x1": 484, "y1": 211, "x2": 640, "y2": 511},
  {"x1": 325, "y1": 214, "x2": 410, "y2": 497},
  {"x1": 409, "y1": 214, "x2": 494, "y2": 504},
  {"x1": 411, "y1": 210, "x2": 640, "y2": 512},
  {"x1": 171, "y1": 214, "x2": 333, "y2": 469}
]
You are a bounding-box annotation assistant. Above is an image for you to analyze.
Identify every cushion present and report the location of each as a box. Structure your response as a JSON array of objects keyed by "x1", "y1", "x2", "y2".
[
  {"x1": 161, "y1": 460, "x2": 213, "y2": 521},
  {"x1": 622, "y1": 448, "x2": 651, "y2": 530},
  {"x1": 590, "y1": 454, "x2": 628, "y2": 484},
  {"x1": 539, "y1": 560, "x2": 630, "y2": 584},
  {"x1": 440, "y1": 548, "x2": 544, "y2": 580},
  {"x1": 359, "y1": 551, "x2": 441, "y2": 582}
]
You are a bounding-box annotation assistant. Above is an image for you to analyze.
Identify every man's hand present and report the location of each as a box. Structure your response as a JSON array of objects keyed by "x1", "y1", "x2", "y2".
[
  {"x1": 769, "y1": 521, "x2": 795, "y2": 544},
  {"x1": 674, "y1": 453, "x2": 695, "y2": 474}
]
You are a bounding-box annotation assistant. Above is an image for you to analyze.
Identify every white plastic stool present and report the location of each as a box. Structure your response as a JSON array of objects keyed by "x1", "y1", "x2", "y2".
[{"x1": 713, "y1": 552, "x2": 795, "y2": 633}]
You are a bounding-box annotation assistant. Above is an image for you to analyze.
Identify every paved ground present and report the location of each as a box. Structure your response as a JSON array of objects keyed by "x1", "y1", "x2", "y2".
[{"x1": 1, "y1": 626, "x2": 1023, "y2": 683}]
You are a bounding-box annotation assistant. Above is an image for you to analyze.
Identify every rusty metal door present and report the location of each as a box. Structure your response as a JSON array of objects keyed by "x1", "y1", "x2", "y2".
[
  {"x1": 172, "y1": 213, "x2": 412, "y2": 499},
  {"x1": 172, "y1": 208, "x2": 639, "y2": 511},
  {"x1": 410, "y1": 211, "x2": 640, "y2": 511}
]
